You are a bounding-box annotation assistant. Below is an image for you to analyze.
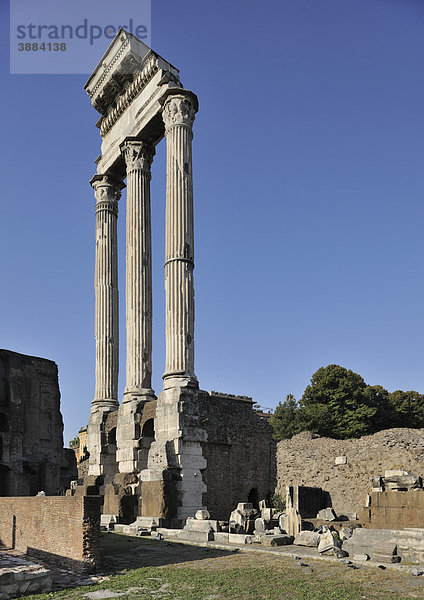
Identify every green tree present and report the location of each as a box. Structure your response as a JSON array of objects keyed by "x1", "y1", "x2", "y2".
[
  {"x1": 364, "y1": 385, "x2": 391, "y2": 432},
  {"x1": 299, "y1": 364, "x2": 377, "y2": 439},
  {"x1": 388, "y1": 390, "x2": 424, "y2": 428},
  {"x1": 269, "y1": 394, "x2": 301, "y2": 440}
]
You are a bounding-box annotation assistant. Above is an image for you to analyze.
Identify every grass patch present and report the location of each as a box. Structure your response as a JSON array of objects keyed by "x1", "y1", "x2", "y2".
[{"x1": 19, "y1": 533, "x2": 423, "y2": 600}]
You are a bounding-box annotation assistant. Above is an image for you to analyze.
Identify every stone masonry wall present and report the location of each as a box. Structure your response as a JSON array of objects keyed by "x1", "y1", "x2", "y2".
[
  {"x1": 360, "y1": 489, "x2": 424, "y2": 530},
  {"x1": 0, "y1": 349, "x2": 76, "y2": 496},
  {"x1": 0, "y1": 496, "x2": 101, "y2": 572},
  {"x1": 200, "y1": 392, "x2": 276, "y2": 520},
  {"x1": 276, "y1": 429, "x2": 424, "y2": 516}
]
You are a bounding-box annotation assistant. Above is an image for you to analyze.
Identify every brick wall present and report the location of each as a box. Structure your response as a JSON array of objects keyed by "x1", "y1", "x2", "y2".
[
  {"x1": 0, "y1": 496, "x2": 101, "y2": 572},
  {"x1": 276, "y1": 429, "x2": 424, "y2": 516}
]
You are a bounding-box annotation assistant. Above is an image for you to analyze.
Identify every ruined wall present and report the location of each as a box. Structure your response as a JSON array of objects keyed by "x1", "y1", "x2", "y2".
[
  {"x1": 360, "y1": 489, "x2": 424, "y2": 530},
  {"x1": 199, "y1": 391, "x2": 275, "y2": 520},
  {"x1": 0, "y1": 349, "x2": 76, "y2": 496},
  {"x1": 276, "y1": 429, "x2": 424, "y2": 516},
  {"x1": 0, "y1": 496, "x2": 101, "y2": 571}
]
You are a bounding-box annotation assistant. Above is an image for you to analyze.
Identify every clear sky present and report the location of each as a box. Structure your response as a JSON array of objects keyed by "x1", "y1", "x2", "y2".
[{"x1": 1, "y1": 0, "x2": 423, "y2": 444}]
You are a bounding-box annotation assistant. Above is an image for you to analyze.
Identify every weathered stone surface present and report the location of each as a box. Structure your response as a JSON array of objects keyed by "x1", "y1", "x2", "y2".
[
  {"x1": 353, "y1": 553, "x2": 370, "y2": 562},
  {"x1": 0, "y1": 350, "x2": 76, "y2": 496},
  {"x1": 318, "y1": 531, "x2": 337, "y2": 554},
  {"x1": 276, "y1": 429, "x2": 424, "y2": 517},
  {"x1": 178, "y1": 530, "x2": 213, "y2": 542},
  {"x1": 285, "y1": 508, "x2": 302, "y2": 538},
  {"x1": 316, "y1": 507, "x2": 337, "y2": 521},
  {"x1": 261, "y1": 508, "x2": 272, "y2": 521},
  {"x1": 342, "y1": 528, "x2": 424, "y2": 563},
  {"x1": 195, "y1": 510, "x2": 210, "y2": 520},
  {"x1": 293, "y1": 531, "x2": 320, "y2": 547},
  {"x1": 383, "y1": 470, "x2": 421, "y2": 490},
  {"x1": 340, "y1": 527, "x2": 353, "y2": 541},
  {"x1": 228, "y1": 533, "x2": 253, "y2": 545},
  {"x1": 261, "y1": 534, "x2": 293, "y2": 547},
  {"x1": 254, "y1": 517, "x2": 266, "y2": 533},
  {"x1": 213, "y1": 532, "x2": 229, "y2": 543},
  {"x1": 184, "y1": 517, "x2": 219, "y2": 532}
]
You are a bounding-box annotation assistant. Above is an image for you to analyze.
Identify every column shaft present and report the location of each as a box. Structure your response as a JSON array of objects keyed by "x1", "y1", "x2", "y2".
[
  {"x1": 91, "y1": 174, "x2": 123, "y2": 411},
  {"x1": 162, "y1": 92, "x2": 198, "y2": 386},
  {"x1": 121, "y1": 141, "x2": 155, "y2": 401}
]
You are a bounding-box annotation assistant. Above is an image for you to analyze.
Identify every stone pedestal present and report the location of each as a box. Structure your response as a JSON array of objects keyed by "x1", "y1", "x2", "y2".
[{"x1": 140, "y1": 386, "x2": 207, "y2": 524}]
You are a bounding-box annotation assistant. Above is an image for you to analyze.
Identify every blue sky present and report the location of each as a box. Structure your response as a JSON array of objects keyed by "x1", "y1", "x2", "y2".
[{"x1": 1, "y1": 0, "x2": 423, "y2": 444}]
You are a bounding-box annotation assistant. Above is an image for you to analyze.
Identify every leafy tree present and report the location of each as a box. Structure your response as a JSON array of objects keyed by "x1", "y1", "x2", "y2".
[
  {"x1": 364, "y1": 385, "x2": 391, "y2": 433},
  {"x1": 388, "y1": 390, "x2": 424, "y2": 428},
  {"x1": 269, "y1": 394, "x2": 301, "y2": 440},
  {"x1": 270, "y1": 364, "x2": 424, "y2": 441},
  {"x1": 299, "y1": 364, "x2": 377, "y2": 439}
]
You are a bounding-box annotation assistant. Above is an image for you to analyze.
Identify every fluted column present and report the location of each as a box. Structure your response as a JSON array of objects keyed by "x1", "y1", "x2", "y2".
[
  {"x1": 161, "y1": 91, "x2": 199, "y2": 388},
  {"x1": 121, "y1": 140, "x2": 156, "y2": 402},
  {"x1": 90, "y1": 173, "x2": 123, "y2": 412}
]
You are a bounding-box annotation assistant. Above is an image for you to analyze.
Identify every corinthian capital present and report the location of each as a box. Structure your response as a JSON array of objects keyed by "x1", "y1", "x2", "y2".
[
  {"x1": 162, "y1": 93, "x2": 197, "y2": 131},
  {"x1": 121, "y1": 140, "x2": 155, "y2": 175},
  {"x1": 91, "y1": 173, "x2": 124, "y2": 216}
]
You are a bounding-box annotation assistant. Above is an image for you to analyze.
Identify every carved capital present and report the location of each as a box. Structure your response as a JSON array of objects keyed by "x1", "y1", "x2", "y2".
[
  {"x1": 91, "y1": 174, "x2": 124, "y2": 215},
  {"x1": 162, "y1": 94, "x2": 196, "y2": 131},
  {"x1": 121, "y1": 141, "x2": 155, "y2": 175}
]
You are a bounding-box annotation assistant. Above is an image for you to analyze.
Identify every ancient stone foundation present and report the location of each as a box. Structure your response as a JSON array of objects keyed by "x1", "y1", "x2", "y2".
[
  {"x1": 0, "y1": 496, "x2": 101, "y2": 572},
  {"x1": 276, "y1": 428, "x2": 424, "y2": 516}
]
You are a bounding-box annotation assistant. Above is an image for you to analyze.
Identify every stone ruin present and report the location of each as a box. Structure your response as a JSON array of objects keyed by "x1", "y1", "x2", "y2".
[
  {"x1": 0, "y1": 349, "x2": 76, "y2": 496},
  {"x1": 73, "y1": 29, "x2": 275, "y2": 526}
]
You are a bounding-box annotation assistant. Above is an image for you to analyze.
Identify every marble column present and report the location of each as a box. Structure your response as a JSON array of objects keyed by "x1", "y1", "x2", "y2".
[
  {"x1": 90, "y1": 173, "x2": 123, "y2": 412},
  {"x1": 121, "y1": 140, "x2": 156, "y2": 402},
  {"x1": 161, "y1": 91, "x2": 199, "y2": 388}
]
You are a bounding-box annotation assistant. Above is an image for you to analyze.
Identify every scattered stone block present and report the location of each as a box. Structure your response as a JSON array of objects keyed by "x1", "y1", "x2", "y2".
[
  {"x1": 316, "y1": 507, "x2": 337, "y2": 521},
  {"x1": 178, "y1": 530, "x2": 213, "y2": 542},
  {"x1": 133, "y1": 516, "x2": 162, "y2": 529},
  {"x1": 213, "y1": 532, "x2": 229, "y2": 543},
  {"x1": 318, "y1": 530, "x2": 337, "y2": 554},
  {"x1": 229, "y1": 510, "x2": 245, "y2": 532},
  {"x1": 237, "y1": 502, "x2": 252, "y2": 510},
  {"x1": 293, "y1": 531, "x2": 320, "y2": 547},
  {"x1": 411, "y1": 567, "x2": 424, "y2": 576},
  {"x1": 279, "y1": 513, "x2": 287, "y2": 532},
  {"x1": 335, "y1": 456, "x2": 347, "y2": 465},
  {"x1": 156, "y1": 527, "x2": 181, "y2": 537},
  {"x1": 254, "y1": 517, "x2": 266, "y2": 533},
  {"x1": 184, "y1": 517, "x2": 219, "y2": 532},
  {"x1": 383, "y1": 470, "x2": 422, "y2": 490},
  {"x1": 261, "y1": 507, "x2": 272, "y2": 521},
  {"x1": 353, "y1": 553, "x2": 370, "y2": 562},
  {"x1": 340, "y1": 527, "x2": 353, "y2": 541},
  {"x1": 260, "y1": 534, "x2": 293, "y2": 547},
  {"x1": 286, "y1": 508, "x2": 302, "y2": 537},
  {"x1": 228, "y1": 533, "x2": 253, "y2": 545},
  {"x1": 195, "y1": 510, "x2": 210, "y2": 520}
]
